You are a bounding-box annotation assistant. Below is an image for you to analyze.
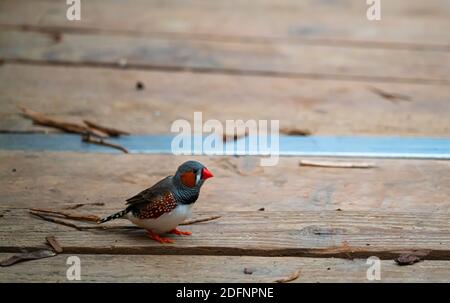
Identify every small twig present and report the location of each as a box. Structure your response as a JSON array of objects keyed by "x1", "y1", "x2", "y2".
[
  {"x1": 82, "y1": 134, "x2": 129, "y2": 153},
  {"x1": 30, "y1": 208, "x2": 100, "y2": 222},
  {"x1": 45, "y1": 235, "x2": 63, "y2": 253},
  {"x1": 30, "y1": 211, "x2": 82, "y2": 230},
  {"x1": 31, "y1": 208, "x2": 220, "y2": 231},
  {"x1": 82, "y1": 215, "x2": 221, "y2": 230},
  {"x1": 299, "y1": 160, "x2": 376, "y2": 169},
  {"x1": 180, "y1": 215, "x2": 222, "y2": 225},
  {"x1": 19, "y1": 106, "x2": 106, "y2": 137},
  {"x1": 273, "y1": 270, "x2": 300, "y2": 283},
  {"x1": 83, "y1": 120, "x2": 129, "y2": 137},
  {"x1": 81, "y1": 225, "x2": 139, "y2": 230},
  {"x1": 64, "y1": 202, "x2": 105, "y2": 210}
]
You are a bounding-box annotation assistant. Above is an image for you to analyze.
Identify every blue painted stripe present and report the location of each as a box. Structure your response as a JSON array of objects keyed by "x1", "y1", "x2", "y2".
[{"x1": 0, "y1": 134, "x2": 450, "y2": 159}]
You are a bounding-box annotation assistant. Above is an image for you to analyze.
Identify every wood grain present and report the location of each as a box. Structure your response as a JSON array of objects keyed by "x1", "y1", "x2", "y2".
[
  {"x1": 0, "y1": 0, "x2": 449, "y2": 47},
  {"x1": 1, "y1": 30, "x2": 449, "y2": 84},
  {"x1": 1, "y1": 152, "x2": 449, "y2": 212},
  {"x1": 1, "y1": 64, "x2": 450, "y2": 136},
  {"x1": 1, "y1": 254, "x2": 449, "y2": 282}
]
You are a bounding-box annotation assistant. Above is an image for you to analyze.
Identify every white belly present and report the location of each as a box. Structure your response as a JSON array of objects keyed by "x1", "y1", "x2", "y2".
[{"x1": 126, "y1": 204, "x2": 193, "y2": 234}]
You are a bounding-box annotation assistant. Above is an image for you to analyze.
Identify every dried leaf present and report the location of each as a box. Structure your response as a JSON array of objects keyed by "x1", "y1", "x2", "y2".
[
  {"x1": 0, "y1": 250, "x2": 56, "y2": 267},
  {"x1": 395, "y1": 254, "x2": 423, "y2": 266},
  {"x1": 274, "y1": 270, "x2": 300, "y2": 283}
]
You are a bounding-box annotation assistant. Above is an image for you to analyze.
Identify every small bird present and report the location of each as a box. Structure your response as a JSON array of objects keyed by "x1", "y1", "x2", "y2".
[{"x1": 98, "y1": 161, "x2": 213, "y2": 243}]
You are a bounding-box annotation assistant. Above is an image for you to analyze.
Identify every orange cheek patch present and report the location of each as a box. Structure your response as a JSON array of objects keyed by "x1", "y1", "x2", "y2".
[{"x1": 180, "y1": 171, "x2": 196, "y2": 187}]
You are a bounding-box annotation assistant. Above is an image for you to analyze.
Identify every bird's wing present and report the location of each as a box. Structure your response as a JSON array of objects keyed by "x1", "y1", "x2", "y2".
[{"x1": 125, "y1": 176, "x2": 172, "y2": 206}]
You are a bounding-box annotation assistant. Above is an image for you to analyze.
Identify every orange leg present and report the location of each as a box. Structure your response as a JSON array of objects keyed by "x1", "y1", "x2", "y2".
[
  {"x1": 146, "y1": 230, "x2": 174, "y2": 244},
  {"x1": 168, "y1": 228, "x2": 192, "y2": 236}
]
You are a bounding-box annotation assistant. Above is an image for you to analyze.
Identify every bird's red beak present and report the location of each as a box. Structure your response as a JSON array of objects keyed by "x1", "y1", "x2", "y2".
[{"x1": 201, "y1": 167, "x2": 214, "y2": 180}]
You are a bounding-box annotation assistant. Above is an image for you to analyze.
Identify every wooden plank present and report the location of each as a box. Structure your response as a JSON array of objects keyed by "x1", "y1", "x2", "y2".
[
  {"x1": 1, "y1": 207, "x2": 449, "y2": 259},
  {"x1": 2, "y1": 64, "x2": 450, "y2": 136},
  {"x1": 1, "y1": 254, "x2": 449, "y2": 282},
  {"x1": 1, "y1": 30, "x2": 450, "y2": 84},
  {"x1": 0, "y1": 0, "x2": 449, "y2": 47},
  {"x1": 1, "y1": 152, "x2": 449, "y2": 212}
]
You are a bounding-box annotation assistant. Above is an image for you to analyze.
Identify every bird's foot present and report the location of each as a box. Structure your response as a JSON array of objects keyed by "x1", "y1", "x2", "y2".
[
  {"x1": 146, "y1": 230, "x2": 174, "y2": 244},
  {"x1": 168, "y1": 228, "x2": 192, "y2": 236}
]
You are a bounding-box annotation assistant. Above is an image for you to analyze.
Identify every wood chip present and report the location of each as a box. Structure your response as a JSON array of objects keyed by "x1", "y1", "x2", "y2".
[
  {"x1": 273, "y1": 270, "x2": 300, "y2": 283},
  {"x1": 180, "y1": 215, "x2": 221, "y2": 225},
  {"x1": 368, "y1": 86, "x2": 411, "y2": 102},
  {"x1": 83, "y1": 120, "x2": 129, "y2": 137},
  {"x1": 280, "y1": 128, "x2": 311, "y2": 136},
  {"x1": 0, "y1": 249, "x2": 56, "y2": 267},
  {"x1": 135, "y1": 81, "x2": 145, "y2": 91},
  {"x1": 82, "y1": 134, "x2": 129, "y2": 153},
  {"x1": 243, "y1": 268, "x2": 254, "y2": 275},
  {"x1": 45, "y1": 235, "x2": 63, "y2": 253},
  {"x1": 299, "y1": 160, "x2": 376, "y2": 168},
  {"x1": 394, "y1": 253, "x2": 424, "y2": 266},
  {"x1": 19, "y1": 106, "x2": 106, "y2": 137}
]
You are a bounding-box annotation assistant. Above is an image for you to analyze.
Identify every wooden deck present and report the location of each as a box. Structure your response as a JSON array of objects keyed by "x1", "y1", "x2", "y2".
[{"x1": 1, "y1": 0, "x2": 449, "y2": 282}]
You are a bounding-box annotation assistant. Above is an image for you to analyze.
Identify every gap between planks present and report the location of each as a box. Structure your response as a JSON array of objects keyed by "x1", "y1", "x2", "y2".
[{"x1": 3, "y1": 58, "x2": 449, "y2": 86}]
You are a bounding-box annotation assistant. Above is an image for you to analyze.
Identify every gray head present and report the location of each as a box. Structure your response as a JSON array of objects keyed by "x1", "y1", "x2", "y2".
[{"x1": 174, "y1": 160, "x2": 213, "y2": 190}]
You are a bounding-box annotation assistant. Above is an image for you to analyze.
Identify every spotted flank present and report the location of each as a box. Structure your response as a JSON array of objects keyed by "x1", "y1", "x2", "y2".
[{"x1": 132, "y1": 192, "x2": 177, "y2": 219}]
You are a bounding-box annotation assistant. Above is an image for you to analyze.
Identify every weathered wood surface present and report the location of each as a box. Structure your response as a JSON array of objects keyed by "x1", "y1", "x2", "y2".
[
  {"x1": 1, "y1": 152, "x2": 450, "y2": 212},
  {"x1": 1, "y1": 0, "x2": 449, "y2": 47},
  {"x1": 1, "y1": 254, "x2": 449, "y2": 283},
  {"x1": 1, "y1": 30, "x2": 450, "y2": 84},
  {"x1": 1, "y1": 0, "x2": 449, "y2": 283},
  {"x1": 1, "y1": 208, "x2": 450, "y2": 259},
  {"x1": 1, "y1": 152, "x2": 449, "y2": 260},
  {"x1": 2, "y1": 64, "x2": 450, "y2": 136}
]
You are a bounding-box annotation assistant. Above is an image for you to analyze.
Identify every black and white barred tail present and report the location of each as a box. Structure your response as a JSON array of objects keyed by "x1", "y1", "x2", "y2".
[{"x1": 98, "y1": 209, "x2": 129, "y2": 223}]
